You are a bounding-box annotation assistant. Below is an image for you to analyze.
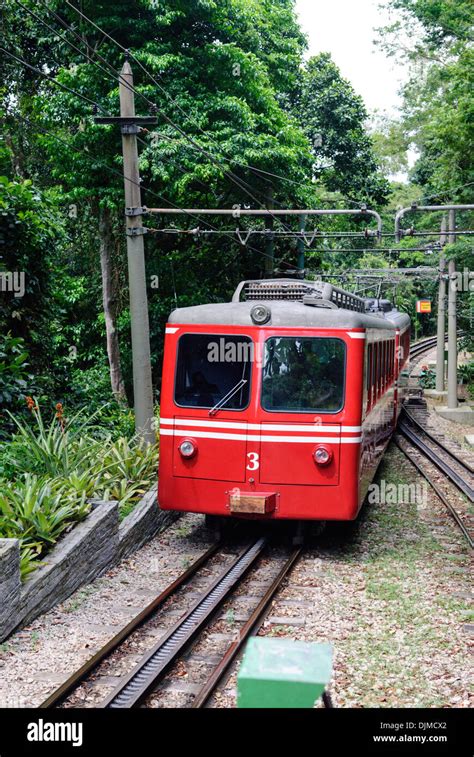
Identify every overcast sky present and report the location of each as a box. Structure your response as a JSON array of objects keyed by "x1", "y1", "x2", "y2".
[{"x1": 295, "y1": 0, "x2": 407, "y2": 117}]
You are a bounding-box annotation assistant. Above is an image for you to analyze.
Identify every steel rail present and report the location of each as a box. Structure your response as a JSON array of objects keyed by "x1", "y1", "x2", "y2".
[
  {"x1": 101, "y1": 537, "x2": 268, "y2": 708},
  {"x1": 401, "y1": 406, "x2": 474, "y2": 476},
  {"x1": 191, "y1": 546, "x2": 303, "y2": 708},
  {"x1": 393, "y1": 438, "x2": 473, "y2": 549},
  {"x1": 398, "y1": 420, "x2": 474, "y2": 503},
  {"x1": 409, "y1": 336, "x2": 439, "y2": 358},
  {"x1": 39, "y1": 542, "x2": 221, "y2": 708}
]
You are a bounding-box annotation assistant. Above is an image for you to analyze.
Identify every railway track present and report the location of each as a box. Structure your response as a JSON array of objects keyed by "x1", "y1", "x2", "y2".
[
  {"x1": 40, "y1": 533, "x2": 303, "y2": 709},
  {"x1": 39, "y1": 333, "x2": 469, "y2": 709},
  {"x1": 396, "y1": 408, "x2": 473, "y2": 548},
  {"x1": 396, "y1": 335, "x2": 474, "y2": 547},
  {"x1": 398, "y1": 407, "x2": 474, "y2": 503},
  {"x1": 393, "y1": 437, "x2": 473, "y2": 549},
  {"x1": 409, "y1": 331, "x2": 465, "y2": 366},
  {"x1": 409, "y1": 335, "x2": 439, "y2": 362}
]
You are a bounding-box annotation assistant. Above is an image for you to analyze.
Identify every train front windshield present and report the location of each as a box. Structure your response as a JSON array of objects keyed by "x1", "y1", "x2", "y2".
[
  {"x1": 262, "y1": 336, "x2": 345, "y2": 413},
  {"x1": 175, "y1": 334, "x2": 252, "y2": 410}
]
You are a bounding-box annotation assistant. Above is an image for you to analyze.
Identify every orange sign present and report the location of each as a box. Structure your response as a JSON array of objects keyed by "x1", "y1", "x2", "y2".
[{"x1": 416, "y1": 300, "x2": 431, "y2": 313}]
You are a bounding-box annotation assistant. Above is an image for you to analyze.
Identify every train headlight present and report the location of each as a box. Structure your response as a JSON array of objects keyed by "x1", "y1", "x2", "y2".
[
  {"x1": 179, "y1": 439, "x2": 197, "y2": 458},
  {"x1": 250, "y1": 304, "x2": 271, "y2": 325},
  {"x1": 313, "y1": 445, "x2": 332, "y2": 466}
]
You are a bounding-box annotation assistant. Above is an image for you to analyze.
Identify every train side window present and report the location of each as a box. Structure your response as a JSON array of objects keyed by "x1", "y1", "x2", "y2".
[
  {"x1": 372, "y1": 344, "x2": 376, "y2": 401},
  {"x1": 373, "y1": 343, "x2": 378, "y2": 398},
  {"x1": 382, "y1": 341, "x2": 386, "y2": 393},
  {"x1": 367, "y1": 344, "x2": 373, "y2": 409},
  {"x1": 371, "y1": 344, "x2": 376, "y2": 403},
  {"x1": 380, "y1": 342, "x2": 385, "y2": 395},
  {"x1": 380, "y1": 342, "x2": 384, "y2": 396}
]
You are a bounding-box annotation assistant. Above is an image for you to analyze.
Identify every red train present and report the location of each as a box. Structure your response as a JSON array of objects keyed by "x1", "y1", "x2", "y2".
[{"x1": 158, "y1": 279, "x2": 410, "y2": 521}]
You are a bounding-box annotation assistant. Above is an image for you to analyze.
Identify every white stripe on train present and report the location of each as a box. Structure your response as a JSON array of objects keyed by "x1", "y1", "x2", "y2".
[
  {"x1": 159, "y1": 418, "x2": 361, "y2": 433},
  {"x1": 159, "y1": 429, "x2": 361, "y2": 443}
]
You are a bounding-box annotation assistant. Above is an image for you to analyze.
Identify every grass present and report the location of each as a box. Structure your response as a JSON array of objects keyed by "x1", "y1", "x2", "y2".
[
  {"x1": 175, "y1": 523, "x2": 193, "y2": 538},
  {"x1": 225, "y1": 608, "x2": 236, "y2": 626},
  {"x1": 342, "y1": 446, "x2": 472, "y2": 706},
  {"x1": 267, "y1": 442, "x2": 471, "y2": 707}
]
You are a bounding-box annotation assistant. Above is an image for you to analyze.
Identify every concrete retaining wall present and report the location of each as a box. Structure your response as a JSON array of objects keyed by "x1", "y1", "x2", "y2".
[{"x1": 0, "y1": 489, "x2": 177, "y2": 642}]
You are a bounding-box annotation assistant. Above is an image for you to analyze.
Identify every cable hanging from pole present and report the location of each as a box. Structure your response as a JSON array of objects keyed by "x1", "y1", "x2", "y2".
[
  {"x1": 11, "y1": 110, "x2": 293, "y2": 268},
  {"x1": 0, "y1": 42, "x2": 298, "y2": 266}
]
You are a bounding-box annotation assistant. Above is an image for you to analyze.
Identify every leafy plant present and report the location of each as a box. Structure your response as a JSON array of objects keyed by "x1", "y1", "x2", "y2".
[
  {"x1": 0, "y1": 474, "x2": 89, "y2": 579},
  {"x1": 0, "y1": 400, "x2": 159, "y2": 577},
  {"x1": 458, "y1": 362, "x2": 474, "y2": 384},
  {"x1": 94, "y1": 437, "x2": 159, "y2": 517},
  {"x1": 4, "y1": 399, "x2": 106, "y2": 477},
  {"x1": 418, "y1": 366, "x2": 436, "y2": 389},
  {"x1": 0, "y1": 333, "x2": 30, "y2": 404}
]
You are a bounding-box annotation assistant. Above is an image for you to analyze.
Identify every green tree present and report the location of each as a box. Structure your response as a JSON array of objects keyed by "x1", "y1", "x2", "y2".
[
  {"x1": 377, "y1": 0, "x2": 474, "y2": 201},
  {"x1": 1, "y1": 0, "x2": 316, "y2": 400},
  {"x1": 295, "y1": 53, "x2": 390, "y2": 205}
]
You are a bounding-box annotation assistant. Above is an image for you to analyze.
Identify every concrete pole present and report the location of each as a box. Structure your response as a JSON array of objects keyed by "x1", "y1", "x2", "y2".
[
  {"x1": 435, "y1": 215, "x2": 447, "y2": 392},
  {"x1": 119, "y1": 61, "x2": 155, "y2": 445},
  {"x1": 447, "y1": 210, "x2": 458, "y2": 409}
]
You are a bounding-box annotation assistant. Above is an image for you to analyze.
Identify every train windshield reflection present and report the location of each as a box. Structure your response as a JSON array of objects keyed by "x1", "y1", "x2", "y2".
[
  {"x1": 262, "y1": 336, "x2": 345, "y2": 413},
  {"x1": 175, "y1": 334, "x2": 252, "y2": 410}
]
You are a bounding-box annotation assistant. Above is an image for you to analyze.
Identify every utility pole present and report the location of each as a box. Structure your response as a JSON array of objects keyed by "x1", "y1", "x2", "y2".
[
  {"x1": 95, "y1": 59, "x2": 157, "y2": 445},
  {"x1": 435, "y1": 215, "x2": 447, "y2": 392},
  {"x1": 447, "y1": 209, "x2": 458, "y2": 410},
  {"x1": 264, "y1": 185, "x2": 274, "y2": 278}
]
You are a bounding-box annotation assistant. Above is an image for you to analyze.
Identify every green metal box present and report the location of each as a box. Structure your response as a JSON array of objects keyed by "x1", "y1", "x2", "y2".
[{"x1": 237, "y1": 637, "x2": 333, "y2": 708}]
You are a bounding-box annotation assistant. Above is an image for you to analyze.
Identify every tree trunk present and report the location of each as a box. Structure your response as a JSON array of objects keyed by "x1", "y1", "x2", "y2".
[
  {"x1": 5, "y1": 132, "x2": 25, "y2": 178},
  {"x1": 99, "y1": 206, "x2": 128, "y2": 405}
]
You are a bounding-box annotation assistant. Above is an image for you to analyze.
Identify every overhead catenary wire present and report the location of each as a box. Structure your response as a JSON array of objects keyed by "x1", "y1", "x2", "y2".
[
  {"x1": 10, "y1": 8, "x2": 472, "y2": 271},
  {"x1": 17, "y1": 0, "x2": 290, "y2": 213},
  {"x1": 5, "y1": 5, "x2": 385, "y2": 269},
  {"x1": 0, "y1": 43, "x2": 365, "y2": 272},
  {"x1": 10, "y1": 0, "x2": 210, "y2": 194},
  {"x1": 0, "y1": 37, "x2": 343, "y2": 227},
  {"x1": 20, "y1": 0, "x2": 373, "y2": 221},
  {"x1": 0, "y1": 44, "x2": 109, "y2": 114},
  {"x1": 10, "y1": 2, "x2": 474, "y2": 235},
  {"x1": 11, "y1": 110, "x2": 292, "y2": 268},
  {"x1": 16, "y1": 0, "x2": 390, "y2": 249},
  {"x1": 1, "y1": 47, "x2": 301, "y2": 271},
  {"x1": 0, "y1": 41, "x2": 294, "y2": 265}
]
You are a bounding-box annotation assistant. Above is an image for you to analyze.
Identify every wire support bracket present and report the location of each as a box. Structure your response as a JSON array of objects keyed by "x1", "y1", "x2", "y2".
[
  {"x1": 126, "y1": 226, "x2": 148, "y2": 237},
  {"x1": 125, "y1": 206, "x2": 148, "y2": 217}
]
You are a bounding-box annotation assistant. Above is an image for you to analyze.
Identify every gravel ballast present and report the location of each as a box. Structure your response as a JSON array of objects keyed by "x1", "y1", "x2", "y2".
[{"x1": 0, "y1": 448, "x2": 471, "y2": 708}]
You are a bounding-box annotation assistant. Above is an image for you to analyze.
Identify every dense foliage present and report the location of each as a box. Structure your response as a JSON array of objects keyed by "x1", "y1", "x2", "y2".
[
  {"x1": 0, "y1": 0, "x2": 392, "y2": 413},
  {"x1": 0, "y1": 400, "x2": 158, "y2": 577},
  {"x1": 0, "y1": 0, "x2": 471, "y2": 558}
]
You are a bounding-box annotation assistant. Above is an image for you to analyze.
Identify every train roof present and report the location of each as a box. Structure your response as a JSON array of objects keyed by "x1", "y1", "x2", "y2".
[
  {"x1": 168, "y1": 279, "x2": 410, "y2": 331},
  {"x1": 169, "y1": 301, "x2": 400, "y2": 329}
]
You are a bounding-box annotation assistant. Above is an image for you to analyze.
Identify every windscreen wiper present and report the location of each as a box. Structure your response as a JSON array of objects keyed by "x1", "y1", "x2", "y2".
[{"x1": 208, "y1": 379, "x2": 248, "y2": 417}]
